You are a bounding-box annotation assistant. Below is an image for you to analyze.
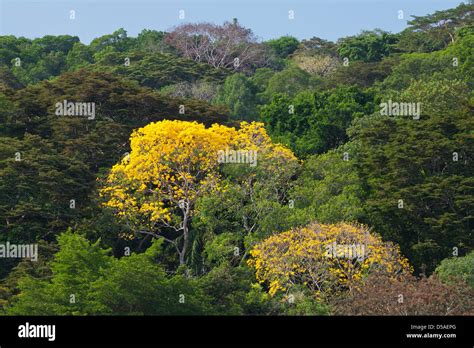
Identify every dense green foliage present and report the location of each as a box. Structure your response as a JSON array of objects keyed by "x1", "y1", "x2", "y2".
[
  {"x1": 0, "y1": 3, "x2": 472, "y2": 315},
  {"x1": 266, "y1": 36, "x2": 300, "y2": 58},
  {"x1": 435, "y1": 251, "x2": 474, "y2": 288},
  {"x1": 214, "y1": 73, "x2": 259, "y2": 120},
  {"x1": 337, "y1": 30, "x2": 400, "y2": 62},
  {"x1": 260, "y1": 86, "x2": 376, "y2": 157}
]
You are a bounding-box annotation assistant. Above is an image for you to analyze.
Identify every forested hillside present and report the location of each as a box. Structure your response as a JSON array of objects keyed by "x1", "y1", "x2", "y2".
[{"x1": 0, "y1": 4, "x2": 473, "y2": 315}]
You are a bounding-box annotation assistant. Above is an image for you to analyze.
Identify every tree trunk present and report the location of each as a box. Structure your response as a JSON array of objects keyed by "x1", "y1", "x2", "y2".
[
  {"x1": 179, "y1": 249, "x2": 185, "y2": 266},
  {"x1": 179, "y1": 214, "x2": 189, "y2": 266}
]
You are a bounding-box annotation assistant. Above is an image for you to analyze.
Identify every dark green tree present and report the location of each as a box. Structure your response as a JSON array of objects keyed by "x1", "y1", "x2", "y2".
[
  {"x1": 397, "y1": 3, "x2": 474, "y2": 52},
  {"x1": 214, "y1": 73, "x2": 259, "y2": 120},
  {"x1": 266, "y1": 36, "x2": 300, "y2": 58},
  {"x1": 260, "y1": 86, "x2": 376, "y2": 157},
  {"x1": 337, "y1": 30, "x2": 399, "y2": 62},
  {"x1": 349, "y1": 81, "x2": 473, "y2": 272}
]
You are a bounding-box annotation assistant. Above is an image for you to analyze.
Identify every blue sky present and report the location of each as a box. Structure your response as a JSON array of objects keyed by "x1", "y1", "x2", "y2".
[{"x1": 0, "y1": 0, "x2": 463, "y2": 43}]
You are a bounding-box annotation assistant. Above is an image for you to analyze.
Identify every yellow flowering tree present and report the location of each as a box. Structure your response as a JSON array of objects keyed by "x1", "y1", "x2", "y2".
[
  {"x1": 100, "y1": 120, "x2": 297, "y2": 266},
  {"x1": 248, "y1": 222, "x2": 412, "y2": 297},
  {"x1": 100, "y1": 120, "x2": 236, "y2": 265}
]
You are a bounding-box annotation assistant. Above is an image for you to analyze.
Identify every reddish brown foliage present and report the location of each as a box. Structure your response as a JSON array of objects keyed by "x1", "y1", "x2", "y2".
[
  {"x1": 332, "y1": 273, "x2": 474, "y2": 315},
  {"x1": 165, "y1": 21, "x2": 268, "y2": 71}
]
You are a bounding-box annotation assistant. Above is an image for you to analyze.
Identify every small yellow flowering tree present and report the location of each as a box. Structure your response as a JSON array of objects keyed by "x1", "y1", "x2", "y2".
[{"x1": 248, "y1": 222, "x2": 412, "y2": 297}]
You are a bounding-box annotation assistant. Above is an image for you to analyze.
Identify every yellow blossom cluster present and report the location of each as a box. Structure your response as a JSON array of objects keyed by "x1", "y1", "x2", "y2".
[
  {"x1": 248, "y1": 222, "x2": 412, "y2": 297},
  {"x1": 99, "y1": 120, "x2": 298, "y2": 236}
]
